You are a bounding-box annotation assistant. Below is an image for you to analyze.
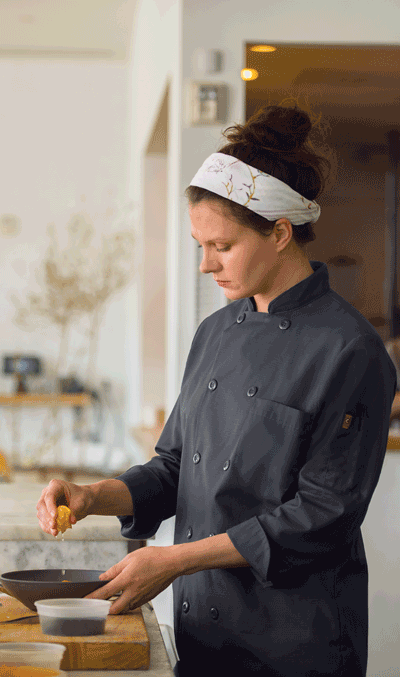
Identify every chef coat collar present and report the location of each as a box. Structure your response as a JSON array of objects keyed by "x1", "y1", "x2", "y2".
[{"x1": 245, "y1": 260, "x2": 330, "y2": 315}]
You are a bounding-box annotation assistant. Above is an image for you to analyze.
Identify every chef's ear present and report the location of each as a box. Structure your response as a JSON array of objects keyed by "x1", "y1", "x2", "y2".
[{"x1": 274, "y1": 218, "x2": 293, "y2": 251}]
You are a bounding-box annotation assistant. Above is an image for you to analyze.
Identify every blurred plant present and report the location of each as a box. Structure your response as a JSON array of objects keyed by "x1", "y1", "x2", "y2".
[
  {"x1": 11, "y1": 206, "x2": 136, "y2": 385},
  {"x1": 10, "y1": 204, "x2": 136, "y2": 469}
]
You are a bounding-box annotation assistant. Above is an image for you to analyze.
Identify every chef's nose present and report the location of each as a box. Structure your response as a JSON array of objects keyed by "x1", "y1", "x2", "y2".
[{"x1": 199, "y1": 250, "x2": 222, "y2": 275}]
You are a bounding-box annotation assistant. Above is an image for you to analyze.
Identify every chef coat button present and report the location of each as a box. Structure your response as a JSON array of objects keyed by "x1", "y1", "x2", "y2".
[
  {"x1": 193, "y1": 452, "x2": 201, "y2": 464},
  {"x1": 186, "y1": 527, "x2": 193, "y2": 539},
  {"x1": 210, "y1": 607, "x2": 219, "y2": 620},
  {"x1": 247, "y1": 386, "x2": 258, "y2": 397},
  {"x1": 223, "y1": 460, "x2": 230, "y2": 471},
  {"x1": 209, "y1": 533, "x2": 215, "y2": 537},
  {"x1": 279, "y1": 319, "x2": 291, "y2": 330},
  {"x1": 208, "y1": 379, "x2": 218, "y2": 391},
  {"x1": 237, "y1": 314, "x2": 245, "y2": 323},
  {"x1": 182, "y1": 601, "x2": 190, "y2": 613}
]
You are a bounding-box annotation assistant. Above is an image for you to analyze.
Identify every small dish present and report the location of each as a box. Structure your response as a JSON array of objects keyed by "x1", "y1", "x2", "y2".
[
  {"x1": 0, "y1": 641, "x2": 66, "y2": 675},
  {"x1": 34, "y1": 598, "x2": 111, "y2": 636}
]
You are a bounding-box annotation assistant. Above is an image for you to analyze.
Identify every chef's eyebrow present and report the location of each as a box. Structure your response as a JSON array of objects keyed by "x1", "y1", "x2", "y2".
[{"x1": 191, "y1": 233, "x2": 231, "y2": 244}]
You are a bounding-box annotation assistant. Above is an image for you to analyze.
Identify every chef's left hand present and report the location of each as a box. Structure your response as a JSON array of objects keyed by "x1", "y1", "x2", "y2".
[{"x1": 84, "y1": 546, "x2": 179, "y2": 614}]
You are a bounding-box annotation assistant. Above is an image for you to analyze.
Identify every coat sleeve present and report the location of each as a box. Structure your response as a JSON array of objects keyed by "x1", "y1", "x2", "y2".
[{"x1": 226, "y1": 334, "x2": 398, "y2": 588}]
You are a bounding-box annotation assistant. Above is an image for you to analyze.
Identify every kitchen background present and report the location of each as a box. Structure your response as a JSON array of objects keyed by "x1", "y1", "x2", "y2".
[{"x1": 1, "y1": 1, "x2": 400, "y2": 675}]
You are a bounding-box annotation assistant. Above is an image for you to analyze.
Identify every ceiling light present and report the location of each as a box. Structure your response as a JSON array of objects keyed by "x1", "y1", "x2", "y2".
[
  {"x1": 241, "y1": 68, "x2": 259, "y2": 81},
  {"x1": 250, "y1": 45, "x2": 276, "y2": 53}
]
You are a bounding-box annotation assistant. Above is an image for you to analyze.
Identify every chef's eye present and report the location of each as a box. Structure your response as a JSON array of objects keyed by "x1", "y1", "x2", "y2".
[{"x1": 197, "y1": 244, "x2": 230, "y2": 252}]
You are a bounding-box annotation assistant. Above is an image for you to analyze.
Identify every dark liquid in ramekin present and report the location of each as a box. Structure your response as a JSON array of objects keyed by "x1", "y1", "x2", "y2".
[{"x1": 41, "y1": 617, "x2": 105, "y2": 636}]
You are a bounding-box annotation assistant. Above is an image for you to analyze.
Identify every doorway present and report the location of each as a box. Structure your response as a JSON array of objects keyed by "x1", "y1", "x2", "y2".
[{"x1": 245, "y1": 43, "x2": 400, "y2": 343}]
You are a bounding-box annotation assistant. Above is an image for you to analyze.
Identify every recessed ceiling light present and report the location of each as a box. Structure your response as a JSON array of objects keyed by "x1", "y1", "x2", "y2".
[
  {"x1": 241, "y1": 68, "x2": 259, "y2": 81},
  {"x1": 250, "y1": 45, "x2": 276, "y2": 53}
]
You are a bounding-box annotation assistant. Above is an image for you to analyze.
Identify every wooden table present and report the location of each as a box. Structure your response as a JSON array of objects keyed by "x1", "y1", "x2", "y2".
[
  {"x1": 0, "y1": 393, "x2": 93, "y2": 470},
  {"x1": 0, "y1": 394, "x2": 92, "y2": 407}
]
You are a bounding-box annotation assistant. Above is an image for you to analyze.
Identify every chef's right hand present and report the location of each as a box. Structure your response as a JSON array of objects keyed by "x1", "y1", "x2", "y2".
[{"x1": 36, "y1": 479, "x2": 93, "y2": 537}]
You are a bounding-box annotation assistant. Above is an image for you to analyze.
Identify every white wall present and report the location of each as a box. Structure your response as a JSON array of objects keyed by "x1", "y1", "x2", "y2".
[
  {"x1": 0, "y1": 0, "x2": 136, "y2": 61},
  {"x1": 142, "y1": 154, "x2": 167, "y2": 411},
  {"x1": 128, "y1": 0, "x2": 184, "y2": 415},
  {"x1": 363, "y1": 453, "x2": 400, "y2": 677},
  {"x1": 0, "y1": 56, "x2": 145, "y2": 466}
]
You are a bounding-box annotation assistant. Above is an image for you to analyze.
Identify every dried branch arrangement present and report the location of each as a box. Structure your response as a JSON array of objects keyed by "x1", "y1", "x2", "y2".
[
  {"x1": 12, "y1": 207, "x2": 136, "y2": 383},
  {"x1": 9, "y1": 206, "x2": 136, "y2": 468}
]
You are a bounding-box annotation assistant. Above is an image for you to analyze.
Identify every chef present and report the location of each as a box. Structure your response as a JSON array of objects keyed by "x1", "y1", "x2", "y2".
[{"x1": 37, "y1": 105, "x2": 397, "y2": 677}]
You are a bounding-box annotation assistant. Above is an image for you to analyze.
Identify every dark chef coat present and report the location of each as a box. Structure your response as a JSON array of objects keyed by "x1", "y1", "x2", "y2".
[{"x1": 116, "y1": 260, "x2": 397, "y2": 677}]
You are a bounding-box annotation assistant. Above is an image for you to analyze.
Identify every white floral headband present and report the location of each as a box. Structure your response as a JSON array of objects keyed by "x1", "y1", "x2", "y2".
[{"x1": 189, "y1": 152, "x2": 321, "y2": 225}]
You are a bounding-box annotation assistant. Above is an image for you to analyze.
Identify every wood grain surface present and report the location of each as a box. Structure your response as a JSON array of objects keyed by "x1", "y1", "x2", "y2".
[
  {"x1": 0, "y1": 596, "x2": 150, "y2": 670},
  {"x1": 0, "y1": 394, "x2": 91, "y2": 407}
]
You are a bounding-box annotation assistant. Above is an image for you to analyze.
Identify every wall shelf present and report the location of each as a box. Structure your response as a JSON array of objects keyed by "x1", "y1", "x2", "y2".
[
  {"x1": 0, "y1": 393, "x2": 94, "y2": 469},
  {"x1": 0, "y1": 394, "x2": 92, "y2": 407}
]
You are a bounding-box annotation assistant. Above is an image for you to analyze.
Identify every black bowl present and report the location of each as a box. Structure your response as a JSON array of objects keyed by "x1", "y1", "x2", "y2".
[{"x1": 0, "y1": 569, "x2": 108, "y2": 611}]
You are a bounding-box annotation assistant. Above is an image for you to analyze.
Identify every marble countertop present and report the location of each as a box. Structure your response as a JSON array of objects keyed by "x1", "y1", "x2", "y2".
[{"x1": 0, "y1": 473, "x2": 135, "y2": 542}]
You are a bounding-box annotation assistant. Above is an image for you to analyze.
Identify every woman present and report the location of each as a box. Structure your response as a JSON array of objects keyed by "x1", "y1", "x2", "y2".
[{"x1": 37, "y1": 105, "x2": 397, "y2": 677}]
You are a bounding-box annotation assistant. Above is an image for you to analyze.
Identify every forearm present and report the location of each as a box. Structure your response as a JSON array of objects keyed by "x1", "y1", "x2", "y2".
[
  {"x1": 86, "y1": 479, "x2": 134, "y2": 516},
  {"x1": 166, "y1": 533, "x2": 250, "y2": 576}
]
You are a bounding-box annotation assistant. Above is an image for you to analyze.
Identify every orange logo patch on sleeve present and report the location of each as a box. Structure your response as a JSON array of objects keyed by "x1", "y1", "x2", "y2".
[{"x1": 342, "y1": 414, "x2": 353, "y2": 429}]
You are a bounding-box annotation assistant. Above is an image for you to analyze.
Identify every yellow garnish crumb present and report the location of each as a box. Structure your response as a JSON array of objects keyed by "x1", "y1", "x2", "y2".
[{"x1": 56, "y1": 505, "x2": 72, "y2": 534}]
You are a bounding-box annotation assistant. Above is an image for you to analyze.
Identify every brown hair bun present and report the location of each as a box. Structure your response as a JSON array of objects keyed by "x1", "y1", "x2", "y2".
[{"x1": 225, "y1": 105, "x2": 312, "y2": 152}]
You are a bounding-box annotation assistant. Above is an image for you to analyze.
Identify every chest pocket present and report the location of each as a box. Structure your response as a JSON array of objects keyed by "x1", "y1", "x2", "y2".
[{"x1": 232, "y1": 398, "x2": 313, "y2": 503}]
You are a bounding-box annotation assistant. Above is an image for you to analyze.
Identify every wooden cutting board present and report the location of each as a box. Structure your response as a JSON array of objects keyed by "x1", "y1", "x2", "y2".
[
  {"x1": 0, "y1": 595, "x2": 35, "y2": 623},
  {"x1": 0, "y1": 595, "x2": 150, "y2": 670}
]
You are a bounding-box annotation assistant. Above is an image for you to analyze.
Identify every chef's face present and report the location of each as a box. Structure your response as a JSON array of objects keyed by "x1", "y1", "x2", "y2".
[{"x1": 189, "y1": 200, "x2": 292, "y2": 303}]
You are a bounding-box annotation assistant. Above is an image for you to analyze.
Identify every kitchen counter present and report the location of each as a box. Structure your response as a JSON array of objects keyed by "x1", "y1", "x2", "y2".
[
  {"x1": 0, "y1": 472, "x2": 151, "y2": 574},
  {"x1": 0, "y1": 595, "x2": 175, "y2": 676},
  {"x1": 0, "y1": 472, "x2": 176, "y2": 675}
]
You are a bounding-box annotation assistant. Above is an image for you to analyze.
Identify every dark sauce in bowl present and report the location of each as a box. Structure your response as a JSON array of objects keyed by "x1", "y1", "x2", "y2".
[{"x1": 40, "y1": 617, "x2": 106, "y2": 636}]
